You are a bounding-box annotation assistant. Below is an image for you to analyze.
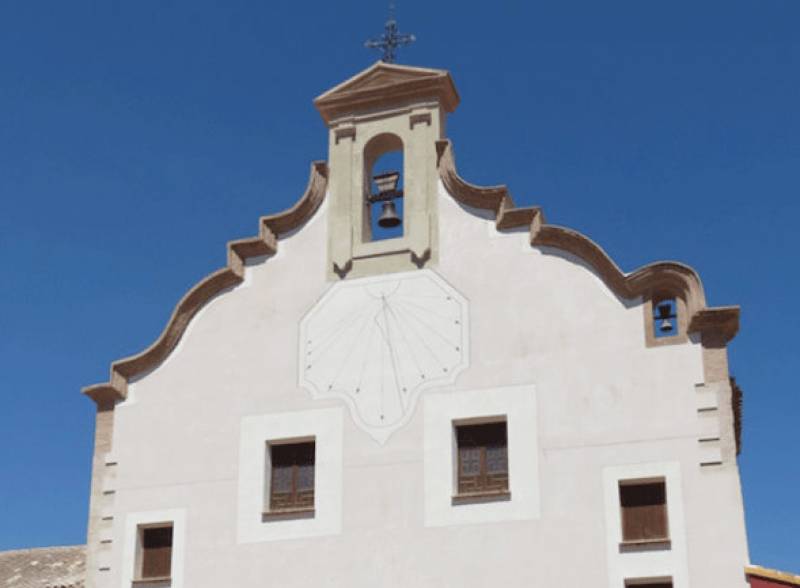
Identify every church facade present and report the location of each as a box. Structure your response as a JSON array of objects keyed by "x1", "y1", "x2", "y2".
[{"x1": 79, "y1": 62, "x2": 749, "y2": 588}]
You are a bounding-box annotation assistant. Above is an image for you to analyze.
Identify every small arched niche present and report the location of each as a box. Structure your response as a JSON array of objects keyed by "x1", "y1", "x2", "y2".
[
  {"x1": 644, "y1": 290, "x2": 689, "y2": 346},
  {"x1": 363, "y1": 133, "x2": 405, "y2": 242}
]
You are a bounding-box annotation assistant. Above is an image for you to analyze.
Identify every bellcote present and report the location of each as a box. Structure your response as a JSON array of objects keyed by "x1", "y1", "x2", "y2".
[{"x1": 314, "y1": 62, "x2": 460, "y2": 279}]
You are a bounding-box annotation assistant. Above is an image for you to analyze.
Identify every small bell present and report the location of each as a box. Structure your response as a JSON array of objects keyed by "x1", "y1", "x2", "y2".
[
  {"x1": 656, "y1": 303, "x2": 676, "y2": 334},
  {"x1": 377, "y1": 200, "x2": 401, "y2": 228}
]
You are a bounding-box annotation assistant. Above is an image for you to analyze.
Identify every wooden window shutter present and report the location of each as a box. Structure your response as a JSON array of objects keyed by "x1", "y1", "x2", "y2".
[
  {"x1": 140, "y1": 526, "x2": 173, "y2": 579},
  {"x1": 270, "y1": 441, "x2": 315, "y2": 511},
  {"x1": 456, "y1": 421, "x2": 508, "y2": 495},
  {"x1": 619, "y1": 481, "x2": 668, "y2": 542}
]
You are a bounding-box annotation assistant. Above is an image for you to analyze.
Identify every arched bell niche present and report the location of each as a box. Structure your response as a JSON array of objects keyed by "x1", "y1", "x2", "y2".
[
  {"x1": 363, "y1": 133, "x2": 405, "y2": 242},
  {"x1": 644, "y1": 289, "x2": 690, "y2": 346}
]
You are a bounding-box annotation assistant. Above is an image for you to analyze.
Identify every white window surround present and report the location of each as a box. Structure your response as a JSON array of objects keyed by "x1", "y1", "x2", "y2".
[
  {"x1": 423, "y1": 384, "x2": 540, "y2": 527},
  {"x1": 121, "y1": 509, "x2": 186, "y2": 588},
  {"x1": 603, "y1": 462, "x2": 689, "y2": 588},
  {"x1": 237, "y1": 407, "x2": 343, "y2": 543}
]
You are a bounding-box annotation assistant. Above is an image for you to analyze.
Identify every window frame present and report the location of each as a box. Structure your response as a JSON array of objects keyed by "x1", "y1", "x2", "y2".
[
  {"x1": 452, "y1": 416, "x2": 510, "y2": 504},
  {"x1": 618, "y1": 477, "x2": 671, "y2": 548},
  {"x1": 624, "y1": 579, "x2": 673, "y2": 588},
  {"x1": 267, "y1": 439, "x2": 316, "y2": 514},
  {"x1": 133, "y1": 522, "x2": 174, "y2": 584}
]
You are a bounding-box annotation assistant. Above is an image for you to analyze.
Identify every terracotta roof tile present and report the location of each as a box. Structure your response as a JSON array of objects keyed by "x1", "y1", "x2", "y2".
[{"x1": 0, "y1": 545, "x2": 85, "y2": 588}]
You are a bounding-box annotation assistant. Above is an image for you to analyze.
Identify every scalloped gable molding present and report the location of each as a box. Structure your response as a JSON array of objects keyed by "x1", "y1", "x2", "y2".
[
  {"x1": 82, "y1": 161, "x2": 328, "y2": 405},
  {"x1": 435, "y1": 138, "x2": 740, "y2": 344},
  {"x1": 83, "y1": 140, "x2": 738, "y2": 406}
]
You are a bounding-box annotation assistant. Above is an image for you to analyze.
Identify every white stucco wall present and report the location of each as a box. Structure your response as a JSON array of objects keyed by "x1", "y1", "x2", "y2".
[{"x1": 104, "y1": 180, "x2": 749, "y2": 587}]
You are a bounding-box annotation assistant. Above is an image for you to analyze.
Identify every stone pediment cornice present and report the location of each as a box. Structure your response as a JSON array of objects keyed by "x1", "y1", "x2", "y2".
[{"x1": 314, "y1": 62, "x2": 459, "y2": 125}]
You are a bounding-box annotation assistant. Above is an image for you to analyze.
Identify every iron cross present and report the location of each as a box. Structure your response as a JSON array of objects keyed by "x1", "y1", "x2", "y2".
[{"x1": 364, "y1": 2, "x2": 416, "y2": 64}]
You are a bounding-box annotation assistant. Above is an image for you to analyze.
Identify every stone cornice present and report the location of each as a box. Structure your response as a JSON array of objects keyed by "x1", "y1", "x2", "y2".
[
  {"x1": 82, "y1": 162, "x2": 328, "y2": 405},
  {"x1": 435, "y1": 140, "x2": 543, "y2": 232},
  {"x1": 315, "y1": 62, "x2": 460, "y2": 126},
  {"x1": 689, "y1": 306, "x2": 740, "y2": 344},
  {"x1": 436, "y1": 139, "x2": 740, "y2": 344}
]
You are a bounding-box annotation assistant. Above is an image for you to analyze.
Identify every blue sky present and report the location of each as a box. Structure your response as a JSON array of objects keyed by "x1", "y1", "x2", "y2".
[{"x1": 1, "y1": 0, "x2": 798, "y2": 572}]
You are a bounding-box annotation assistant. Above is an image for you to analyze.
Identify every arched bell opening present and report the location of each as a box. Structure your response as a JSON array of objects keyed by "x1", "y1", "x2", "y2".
[
  {"x1": 653, "y1": 296, "x2": 679, "y2": 338},
  {"x1": 644, "y1": 289, "x2": 690, "y2": 346},
  {"x1": 363, "y1": 133, "x2": 405, "y2": 242}
]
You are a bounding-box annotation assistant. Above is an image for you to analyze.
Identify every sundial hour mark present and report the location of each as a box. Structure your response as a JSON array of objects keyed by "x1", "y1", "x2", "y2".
[{"x1": 299, "y1": 270, "x2": 468, "y2": 444}]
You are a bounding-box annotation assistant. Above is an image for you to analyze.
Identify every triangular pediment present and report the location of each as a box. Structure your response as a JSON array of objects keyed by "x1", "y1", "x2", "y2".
[
  {"x1": 349, "y1": 68, "x2": 437, "y2": 91},
  {"x1": 314, "y1": 62, "x2": 459, "y2": 124},
  {"x1": 317, "y1": 62, "x2": 445, "y2": 99}
]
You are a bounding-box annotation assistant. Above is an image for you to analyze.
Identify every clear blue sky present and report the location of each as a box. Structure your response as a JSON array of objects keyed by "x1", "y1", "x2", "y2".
[{"x1": 1, "y1": 0, "x2": 798, "y2": 572}]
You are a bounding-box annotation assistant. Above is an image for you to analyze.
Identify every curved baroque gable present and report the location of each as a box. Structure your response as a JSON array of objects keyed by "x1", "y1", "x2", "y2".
[
  {"x1": 83, "y1": 161, "x2": 328, "y2": 405},
  {"x1": 436, "y1": 139, "x2": 739, "y2": 345},
  {"x1": 84, "y1": 140, "x2": 738, "y2": 407}
]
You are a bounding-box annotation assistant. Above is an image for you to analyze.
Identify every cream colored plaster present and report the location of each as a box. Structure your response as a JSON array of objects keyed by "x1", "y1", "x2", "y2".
[
  {"x1": 100, "y1": 151, "x2": 748, "y2": 587},
  {"x1": 326, "y1": 102, "x2": 443, "y2": 279}
]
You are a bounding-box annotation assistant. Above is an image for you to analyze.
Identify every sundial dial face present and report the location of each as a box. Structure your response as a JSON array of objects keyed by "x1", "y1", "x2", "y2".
[{"x1": 299, "y1": 269, "x2": 469, "y2": 444}]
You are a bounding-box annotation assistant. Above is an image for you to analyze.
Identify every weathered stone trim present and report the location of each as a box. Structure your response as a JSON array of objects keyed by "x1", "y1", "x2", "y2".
[
  {"x1": 82, "y1": 162, "x2": 328, "y2": 403},
  {"x1": 84, "y1": 405, "x2": 114, "y2": 588},
  {"x1": 642, "y1": 294, "x2": 690, "y2": 347},
  {"x1": 409, "y1": 112, "x2": 432, "y2": 128},
  {"x1": 436, "y1": 138, "x2": 739, "y2": 345},
  {"x1": 435, "y1": 140, "x2": 543, "y2": 232},
  {"x1": 689, "y1": 306, "x2": 740, "y2": 345}
]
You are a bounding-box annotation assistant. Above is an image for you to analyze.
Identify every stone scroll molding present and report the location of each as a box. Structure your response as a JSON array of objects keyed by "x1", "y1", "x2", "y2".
[
  {"x1": 435, "y1": 138, "x2": 740, "y2": 345},
  {"x1": 435, "y1": 139, "x2": 544, "y2": 232},
  {"x1": 82, "y1": 162, "x2": 328, "y2": 405}
]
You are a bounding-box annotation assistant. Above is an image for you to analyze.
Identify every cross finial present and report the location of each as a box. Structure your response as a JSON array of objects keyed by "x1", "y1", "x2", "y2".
[{"x1": 364, "y1": 1, "x2": 416, "y2": 64}]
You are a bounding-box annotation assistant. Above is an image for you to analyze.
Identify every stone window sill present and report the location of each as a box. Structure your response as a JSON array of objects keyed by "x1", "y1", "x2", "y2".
[
  {"x1": 262, "y1": 507, "x2": 315, "y2": 521},
  {"x1": 132, "y1": 577, "x2": 171, "y2": 587},
  {"x1": 451, "y1": 490, "x2": 511, "y2": 506},
  {"x1": 619, "y1": 538, "x2": 672, "y2": 553}
]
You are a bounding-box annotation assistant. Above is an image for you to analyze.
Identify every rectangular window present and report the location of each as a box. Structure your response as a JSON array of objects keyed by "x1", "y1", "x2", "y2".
[
  {"x1": 625, "y1": 581, "x2": 673, "y2": 588},
  {"x1": 455, "y1": 420, "x2": 508, "y2": 497},
  {"x1": 269, "y1": 440, "x2": 315, "y2": 512},
  {"x1": 137, "y1": 524, "x2": 173, "y2": 580},
  {"x1": 619, "y1": 479, "x2": 669, "y2": 543}
]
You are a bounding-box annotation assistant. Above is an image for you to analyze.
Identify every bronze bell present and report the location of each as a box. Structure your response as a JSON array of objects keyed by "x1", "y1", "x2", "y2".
[
  {"x1": 656, "y1": 303, "x2": 675, "y2": 333},
  {"x1": 377, "y1": 200, "x2": 401, "y2": 228}
]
